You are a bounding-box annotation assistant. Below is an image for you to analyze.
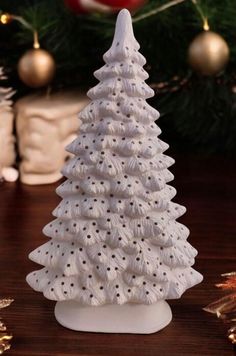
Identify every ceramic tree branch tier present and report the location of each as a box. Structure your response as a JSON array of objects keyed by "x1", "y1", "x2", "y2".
[{"x1": 27, "y1": 9, "x2": 203, "y2": 334}]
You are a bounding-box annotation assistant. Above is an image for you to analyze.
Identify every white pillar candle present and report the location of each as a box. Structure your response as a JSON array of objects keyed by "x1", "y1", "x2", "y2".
[{"x1": 15, "y1": 90, "x2": 89, "y2": 185}]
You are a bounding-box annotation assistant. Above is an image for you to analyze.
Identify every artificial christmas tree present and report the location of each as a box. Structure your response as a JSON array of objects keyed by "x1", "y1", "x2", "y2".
[{"x1": 26, "y1": 9, "x2": 203, "y2": 333}]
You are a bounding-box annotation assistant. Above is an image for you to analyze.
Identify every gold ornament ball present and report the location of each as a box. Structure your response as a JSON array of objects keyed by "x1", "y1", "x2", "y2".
[
  {"x1": 188, "y1": 31, "x2": 230, "y2": 76},
  {"x1": 18, "y1": 48, "x2": 56, "y2": 88}
]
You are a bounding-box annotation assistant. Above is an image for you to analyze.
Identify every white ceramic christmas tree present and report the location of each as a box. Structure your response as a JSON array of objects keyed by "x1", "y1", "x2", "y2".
[{"x1": 27, "y1": 9, "x2": 203, "y2": 334}]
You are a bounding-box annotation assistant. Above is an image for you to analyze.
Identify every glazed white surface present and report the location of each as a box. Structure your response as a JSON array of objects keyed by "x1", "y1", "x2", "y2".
[{"x1": 27, "y1": 9, "x2": 203, "y2": 306}]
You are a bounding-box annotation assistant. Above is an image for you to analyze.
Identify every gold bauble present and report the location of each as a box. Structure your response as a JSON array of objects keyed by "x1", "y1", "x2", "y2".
[
  {"x1": 18, "y1": 48, "x2": 55, "y2": 88},
  {"x1": 188, "y1": 31, "x2": 230, "y2": 76}
]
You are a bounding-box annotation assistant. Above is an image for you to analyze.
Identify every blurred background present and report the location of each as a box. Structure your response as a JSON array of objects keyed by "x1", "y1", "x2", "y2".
[{"x1": 0, "y1": 0, "x2": 236, "y2": 186}]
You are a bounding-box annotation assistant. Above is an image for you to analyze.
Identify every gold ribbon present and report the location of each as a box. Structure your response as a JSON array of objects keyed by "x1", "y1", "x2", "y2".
[
  {"x1": 204, "y1": 273, "x2": 236, "y2": 344},
  {"x1": 0, "y1": 299, "x2": 13, "y2": 354}
]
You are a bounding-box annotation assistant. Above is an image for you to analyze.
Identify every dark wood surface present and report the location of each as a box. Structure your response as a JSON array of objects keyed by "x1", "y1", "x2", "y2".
[{"x1": 1, "y1": 155, "x2": 236, "y2": 356}]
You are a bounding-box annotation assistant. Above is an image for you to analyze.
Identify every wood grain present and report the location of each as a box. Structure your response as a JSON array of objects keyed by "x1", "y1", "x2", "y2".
[{"x1": 1, "y1": 155, "x2": 236, "y2": 356}]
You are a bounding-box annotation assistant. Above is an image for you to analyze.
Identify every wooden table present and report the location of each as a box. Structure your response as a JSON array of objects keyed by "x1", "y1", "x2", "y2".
[{"x1": 1, "y1": 155, "x2": 236, "y2": 356}]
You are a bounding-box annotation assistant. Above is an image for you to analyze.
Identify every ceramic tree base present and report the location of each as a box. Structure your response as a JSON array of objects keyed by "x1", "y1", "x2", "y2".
[{"x1": 54, "y1": 300, "x2": 172, "y2": 334}]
